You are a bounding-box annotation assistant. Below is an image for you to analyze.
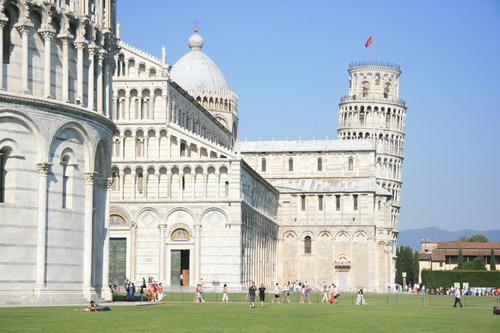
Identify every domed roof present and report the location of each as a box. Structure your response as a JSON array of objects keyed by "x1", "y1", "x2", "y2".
[{"x1": 171, "y1": 29, "x2": 230, "y2": 93}]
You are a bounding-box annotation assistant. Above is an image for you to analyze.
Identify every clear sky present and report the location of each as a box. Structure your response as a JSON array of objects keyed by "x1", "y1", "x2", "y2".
[{"x1": 117, "y1": 0, "x2": 500, "y2": 232}]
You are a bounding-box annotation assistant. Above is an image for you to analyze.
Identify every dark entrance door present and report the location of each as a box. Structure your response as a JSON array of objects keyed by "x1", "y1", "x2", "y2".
[
  {"x1": 171, "y1": 250, "x2": 189, "y2": 286},
  {"x1": 109, "y1": 238, "x2": 126, "y2": 285}
]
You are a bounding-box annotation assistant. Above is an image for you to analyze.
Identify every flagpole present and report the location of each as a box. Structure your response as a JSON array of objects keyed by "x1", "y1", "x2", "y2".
[{"x1": 372, "y1": 34, "x2": 374, "y2": 64}]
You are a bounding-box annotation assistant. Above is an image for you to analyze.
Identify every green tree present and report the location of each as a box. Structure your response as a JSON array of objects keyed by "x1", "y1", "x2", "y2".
[
  {"x1": 413, "y1": 250, "x2": 420, "y2": 283},
  {"x1": 472, "y1": 254, "x2": 486, "y2": 270},
  {"x1": 459, "y1": 235, "x2": 489, "y2": 242},
  {"x1": 395, "y1": 246, "x2": 414, "y2": 284},
  {"x1": 490, "y1": 249, "x2": 496, "y2": 271},
  {"x1": 457, "y1": 249, "x2": 464, "y2": 270}
]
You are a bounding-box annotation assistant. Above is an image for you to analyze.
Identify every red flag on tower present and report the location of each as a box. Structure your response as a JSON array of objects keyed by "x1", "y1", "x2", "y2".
[{"x1": 365, "y1": 36, "x2": 373, "y2": 48}]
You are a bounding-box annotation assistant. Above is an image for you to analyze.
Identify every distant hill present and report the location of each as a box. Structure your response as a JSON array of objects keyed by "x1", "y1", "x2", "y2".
[{"x1": 398, "y1": 227, "x2": 500, "y2": 251}]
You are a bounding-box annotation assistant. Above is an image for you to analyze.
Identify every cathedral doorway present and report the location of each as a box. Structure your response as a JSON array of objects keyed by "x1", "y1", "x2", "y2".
[
  {"x1": 338, "y1": 270, "x2": 348, "y2": 289},
  {"x1": 171, "y1": 250, "x2": 190, "y2": 286},
  {"x1": 109, "y1": 238, "x2": 127, "y2": 284}
]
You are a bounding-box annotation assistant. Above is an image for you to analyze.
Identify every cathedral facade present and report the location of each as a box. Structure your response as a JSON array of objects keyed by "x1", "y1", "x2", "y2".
[
  {"x1": 109, "y1": 29, "x2": 407, "y2": 292},
  {"x1": 0, "y1": 0, "x2": 119, "y2": 304}
]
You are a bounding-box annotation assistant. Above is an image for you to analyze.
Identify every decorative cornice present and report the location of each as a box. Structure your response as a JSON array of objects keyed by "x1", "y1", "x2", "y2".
[{"x1": 0, "y1": 92, "x2": 116, "y2": 133}]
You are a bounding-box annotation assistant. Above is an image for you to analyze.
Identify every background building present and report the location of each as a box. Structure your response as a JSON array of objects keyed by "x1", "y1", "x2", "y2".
[
  {"x1": 109, "y1": 29, "x2": 407, "y2": 292},
  {"x1": 0, "y1": 0, "x2": 118, "y2": 304}
]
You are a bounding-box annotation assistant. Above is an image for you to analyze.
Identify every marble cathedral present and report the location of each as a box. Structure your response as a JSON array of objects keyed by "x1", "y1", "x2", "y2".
[
  {"x1": 0, "y1": 0, "x2": 119, "y2": 304},
  {"x1": 109, "y1": 27, "x2": 407, "y2": 293}
]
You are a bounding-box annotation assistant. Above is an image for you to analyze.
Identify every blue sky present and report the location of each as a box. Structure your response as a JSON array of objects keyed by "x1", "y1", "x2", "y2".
[{"x1": 117, "y1": 0, "x2": 500, "y2": 232}]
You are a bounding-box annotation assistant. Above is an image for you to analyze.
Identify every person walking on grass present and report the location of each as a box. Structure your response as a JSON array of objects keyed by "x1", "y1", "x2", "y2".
[
  {"x1": 453, "y1": 288, "x2": 463, "y2": 308},
  {"x1": 258, "y1": 283, "x2": 267, "y2": 308},
  {"x1": 271, "y1": 283, "x2": 281, "y2": 303},
  {"x1": 357, "y1": 287, "x2": 367, "y2": 305},
  {"x1": 247, "y1": 282, "x2": 257, "y2": 308},
  {"x1": 222, "y1": 283, "x2": 229, "y2": 303},
  {"x1": 321, "y1": 285, "x2": 328, "y2": 303}
]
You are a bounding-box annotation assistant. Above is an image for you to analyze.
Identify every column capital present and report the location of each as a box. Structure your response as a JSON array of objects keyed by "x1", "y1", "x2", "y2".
[
  {"x1": 85, "y1": 172, "x2": 97, "y2": 184},
  {"x1": 158, "y1": 223, "x2": 167, "y2": 232},
  {"x1": 15, "y1": 20, "x2": 33, "y2": 35},
  {"x1": 37, "y1": 162, "x2": 52, "y2": 176},
  {"x1": 107, "y1": 178, "x2": 114, "y2": 189},
  {"x1": 57, "y1": 33, "x2": 74, "y2": 44},
  {"x1": 74, "y1": 36, "x2": 88, "y2": 50}
]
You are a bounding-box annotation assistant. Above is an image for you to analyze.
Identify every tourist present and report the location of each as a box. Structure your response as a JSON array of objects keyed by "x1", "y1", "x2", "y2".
[
  {"x1": 222, "y1": 283, "x2": 229, "y2": 303},
  {"x1": 453, "y1": 288, "x2": 463, "y2": 308},
  {"x1": 283, "y1": 283, "x2": 291, "y2": 303},
  {"x1": 304, "y1": 285, "x2": 311, "y2": 303},
  {"x1": 299, "y1": 284, "x2": 306, "y2": 303},
  {"x1": 247, "y1": 282, "x2": 257, "y2": 308},
  {"x1": 258, "y1": 283, "x2": 267, "y2": 308},
  {"x1": 321, "y1": 285, "x2": 328, "y2": 303},
  {"x1": 139, "y1": 285, "x2": 145, "y2": 301},
  {"x1": 157, "y1": 283, "x2": 164, "y2": 301},
  {"x1": 357, "y1": 287, "x2": 366, "y2": 305},
  {"x1": 271, "y1": 283, "x2": 280, "y2": 303},
  {"x1": 125, "y1": 282, "x2": 136, "y2": 301}
]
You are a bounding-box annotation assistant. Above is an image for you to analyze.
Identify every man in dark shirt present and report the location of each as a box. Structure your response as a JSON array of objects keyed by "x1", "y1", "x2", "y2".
[
  {"x1": 247, "y1": 282, "x2": 257, "y2": 308},
  {"x1": 258, "y1": 283, "x2": 267, "y2": 308}
]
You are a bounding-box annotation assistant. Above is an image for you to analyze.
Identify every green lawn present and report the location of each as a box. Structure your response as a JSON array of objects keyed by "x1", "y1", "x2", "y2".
[{"x1": 0, "y1": 294, "x2": 499, "y2": 332}]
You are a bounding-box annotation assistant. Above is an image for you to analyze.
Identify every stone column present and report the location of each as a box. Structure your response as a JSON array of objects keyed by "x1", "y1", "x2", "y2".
[
  {"x1": 0, "y1": 16, "x2": 8, "y2": 90},
  {"x1": 74, "y1": 37, "x2": 88, "y2": 105},
  {"x1": 103, "y1": 57, "x2": 114, "y2": 118},
  {"x1": 194, "y1": 225, "x2": 202, "y2": 284},
  {"x1": 130, "y1": 222, "x2": 137, "y2": 281},
  {"x1": 158, "y1": 224, "x2": 167, "y2": 283},
  {"x1": 120, "y1": 171, "x2": 124, "y2": 200},
  {"x1": 132, "y1": 173, "x2": 136, "y2": 200},
  {"x1": 102, "y1": 178, "x2": 113, "y2": 300},
  {"x1": 96, "y1": 50, "x2": 105, "y2": 114},
  {"x1": 119, "y1": 136, "x2": 125, "y2": 159},
  {"x1": 156, "y1": 134, "x2": 160, "y2": 159},
  {"x1": 87, "y1": 45, "x2": 97, "y2": 110},
  {"x1": 39, "y1": 27, "x2": 56, "y2": 98},
  {"x1": 15, "y1": 21, "x2": 33, "y2": 94},
  {"x1": 57, "y1": 34, "x2": 72, "y2": 102},
  {"x1": 34, "y1": 162, "x2": 52, "y2": 289},
  {"x1": 83, "y1": 172, "x2": 96, "y2": 293}
]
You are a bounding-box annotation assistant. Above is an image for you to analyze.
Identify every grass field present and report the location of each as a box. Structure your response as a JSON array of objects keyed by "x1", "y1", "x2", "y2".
[{"x1": 0, "y1": 294, "x2": 499, "y2": 332}]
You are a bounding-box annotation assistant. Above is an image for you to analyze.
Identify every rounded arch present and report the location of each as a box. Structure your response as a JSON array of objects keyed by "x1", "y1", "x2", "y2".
[
  {"x1": 0, "y1": 110, "x2": 45, "y2": 160},
  {"x1": 49, "y1": 120, "x2": 92, "y2": 170},
  {"x1": 165, "y1": 207, "x2": 196, "y2": 226},
  {"x1": 199, "y1": 207, "x2": 229, "y2": 224}
]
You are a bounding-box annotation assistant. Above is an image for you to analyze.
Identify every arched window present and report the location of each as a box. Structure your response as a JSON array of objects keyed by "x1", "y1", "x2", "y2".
[
  {"x1": 61, "y1": 156, "x2": 69, "y2": 208},
  {"x1": 180, "y1": 143, "x2": 186, "y2": 157},
  {"x1": 353, "y1": 194, "x2": 358, "y2": 210},
  {"x1": 335, "y1": 195, "x2": 341, "y2": 211},
  {"x1": 261, "y1": 157, "x2": 266, "y2": 172},
  {"x1": 112, "y1": 171, "x2": 120, "y2": 191},
  {"x1": 318, "y1": 195, "x2": 323, "y2": 211},
  {"x1": 317, "y1": 157, "x2": 322, "y2": 171},
  {"x1": 3, "y1": 10, "x2": 11, "y2": 64},
  {"x1": 0, "y1": 149, "x2": 6, "y2": 202},
  {"x1": 348, "y1": 156, "x2": 353, "y2": 170},
  {"x1": 301, "y1": 195, "x2": 306, "y2": 211},
  {"x1": 304, "y1": 236, "x2": 312, "y2": 254},
  {"x1": 137, "y1": 173, "x2": 144, "y2": 193},
  {"x1": 288, "y1": 157, "x2": 293, "y2": 171}
]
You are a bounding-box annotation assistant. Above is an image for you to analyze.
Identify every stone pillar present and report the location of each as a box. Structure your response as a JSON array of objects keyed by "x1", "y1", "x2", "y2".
[
  {"x1": 58, "y1": 34, "x2": 73, "y2": 102},
  {"x1": 83, "y1": 172, "x2": 96, "y2": 294},
  {"x1": 15, "y1": 21, "x2": 33, "y2": 94},
  {"x1": 156, "y1": 134, "x2": 160, "y2": 159},
  {"x1": 130, "y1": 222, "x2": 137, "y2": 281},
  {"x1": 87, "y1": 45, "x2": 97, "y2": 110},
  {"x1": 119, "y1": 136, "x2": 125, "y2": 159},
  {"x1": 0, "y1": 15, "x2": 7, "y2": 90},
  {"x1": 194, "y1": 225, "x2": 201, "y2": 284},
  {"x1": 34, "y1": 162, "x2": 52, "y2": 289},
  {"x1": 97, "y1": 50, "x2": 105, "y2": 113},
  {"x1": 74, "y1": 37, "x2": 88, "y2": 105},
  {"x1": 104, "y1": 57, "x2": 114, "y2": 118},
  {"x1": 39, "y1": 27, "x2": 56, "y2": 98},
  {"x1": 120, "y1": 171, "x2": 124, "y2": 200},
  {"x1": 158, "y1": 224, "x2": 167, "y2": 283},
  {"x1": 102, "y1": 178, "x2": 113, "y2": 300}
]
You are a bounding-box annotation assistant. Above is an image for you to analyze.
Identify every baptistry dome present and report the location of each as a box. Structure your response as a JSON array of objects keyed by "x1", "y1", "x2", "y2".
[{"x1": 171, "y1": 29, "x2": 231, "y2": 93}]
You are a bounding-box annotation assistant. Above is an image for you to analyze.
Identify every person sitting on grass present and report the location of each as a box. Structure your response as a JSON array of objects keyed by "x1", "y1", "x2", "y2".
[{"x1": 74, "y1": 301, "x2": 100, "y2": 312}]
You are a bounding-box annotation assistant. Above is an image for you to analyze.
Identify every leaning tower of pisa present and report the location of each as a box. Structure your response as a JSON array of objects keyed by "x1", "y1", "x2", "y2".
[{"x1": 337, "y1": 61, "x2": 407, "y2": 230}]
